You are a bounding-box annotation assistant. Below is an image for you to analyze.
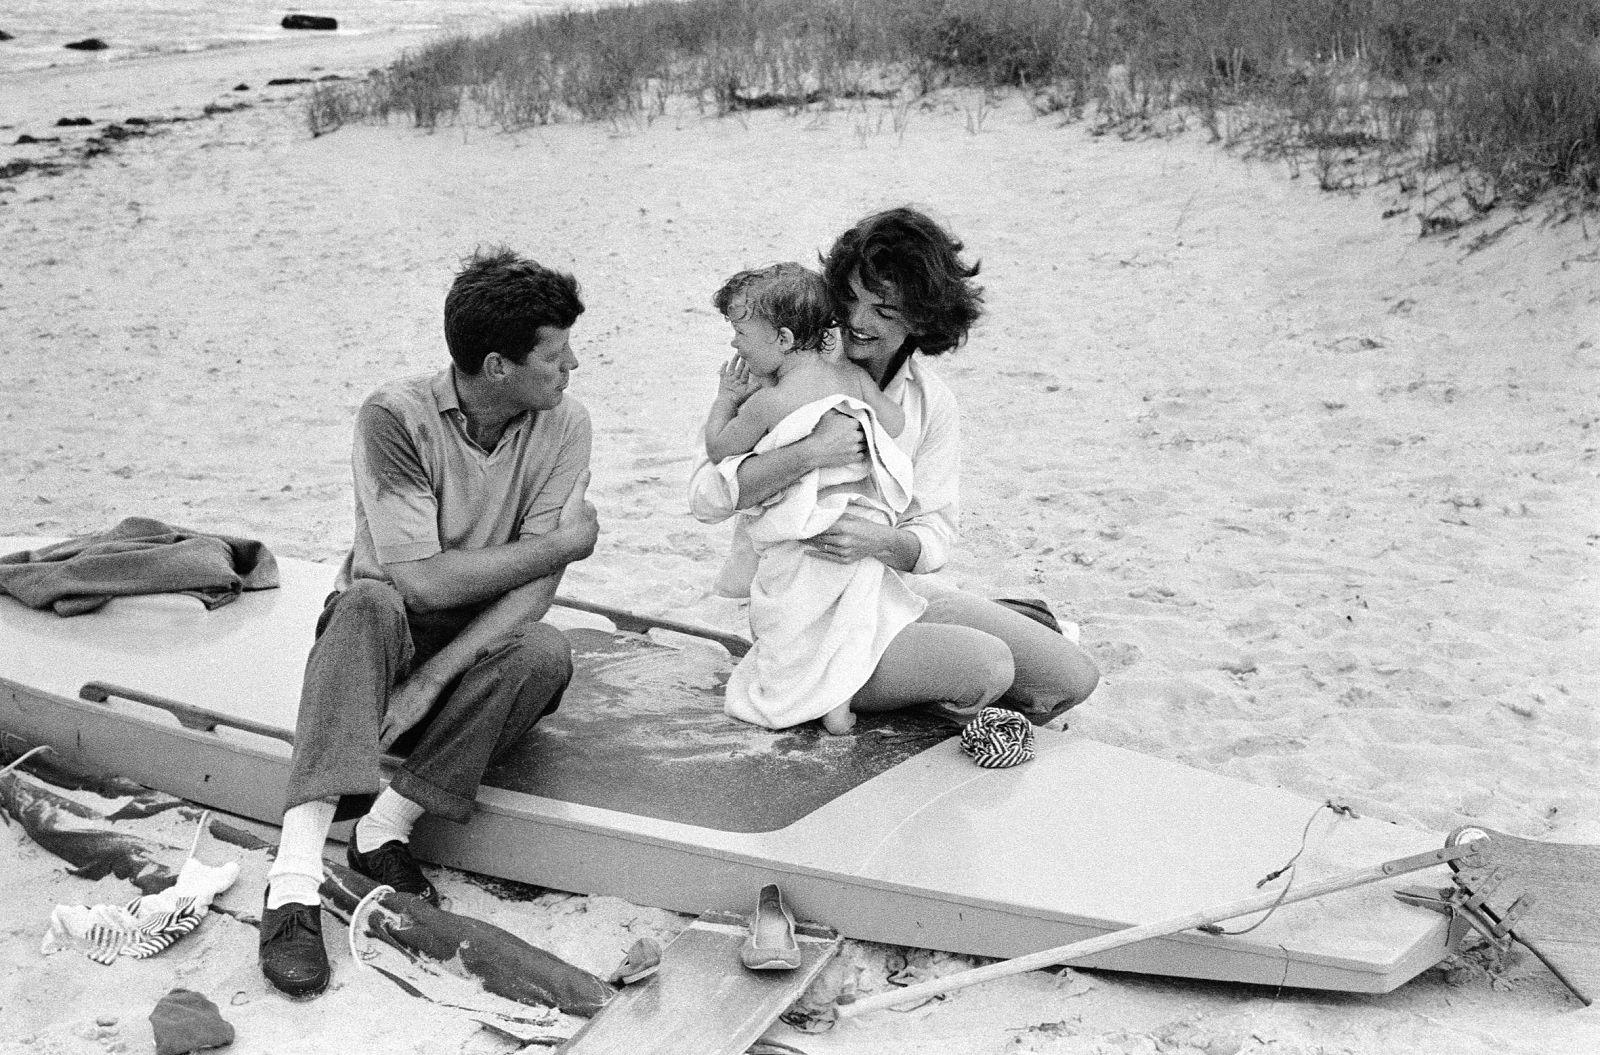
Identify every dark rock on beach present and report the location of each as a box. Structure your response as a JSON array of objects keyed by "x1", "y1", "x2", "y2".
[
  {"x1": 729, "y1": 88, "x2": 823, "y2": 111},
  {"x1": 63, "y1": 38, "x2": 110, "y2": 51},
  {"x1": 281, "y1": 15, "x2": 339, "y2": 31},
  {"x1": 55, "y1": 117, "x2": 94, "y2": 127},
  {"x1": 266, "y1": 77, "x2": 314, "y2": 86},
  {"x1": 0, "y1": 158, "x2": 61, "y2": 180},
  {"x1": 15, "y1": 134, "x2": 61, "y2": 145},
  {"x1": 0, "y1": 30, "x2": 15, "y2": 42},
  {"x1": 233, "y1": 83, "x2": 250, "y2": 92}
]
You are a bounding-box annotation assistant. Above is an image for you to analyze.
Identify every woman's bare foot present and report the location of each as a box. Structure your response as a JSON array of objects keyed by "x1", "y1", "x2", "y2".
[{"x1": 822, "y1": 704, "x2": 856, "y2": 735}]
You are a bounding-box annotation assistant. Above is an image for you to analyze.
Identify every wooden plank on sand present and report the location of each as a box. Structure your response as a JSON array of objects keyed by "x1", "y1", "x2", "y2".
[{"x1": 559, "y1": 911, "x2": 839, "y2": 1055}]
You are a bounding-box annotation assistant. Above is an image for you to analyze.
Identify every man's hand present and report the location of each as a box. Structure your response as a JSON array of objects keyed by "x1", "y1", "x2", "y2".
[
  {"x1": 801, "y1": 410, "x2": 868, "y2": 471},
  {"x1": 715, "y1": 356, "x2": 762, "y2": 406},
  {"x1": 558, "y1": 469, "x2": 599, "y2": 561},
  {"x1": 380, "y1": 674, "x2": 444, "y2": 749}
]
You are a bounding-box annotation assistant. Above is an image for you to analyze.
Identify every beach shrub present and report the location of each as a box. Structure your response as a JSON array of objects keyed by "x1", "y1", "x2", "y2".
[
  {"x1": 1434, "y1": 41, "x2": 1600, "y2": 201},
  {"x1": 305, "y1": 0, "x2": 1600, "y2": 208}
]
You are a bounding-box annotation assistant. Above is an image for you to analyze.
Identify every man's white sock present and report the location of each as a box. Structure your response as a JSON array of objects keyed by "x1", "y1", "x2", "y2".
[
  {"x1": 354, "y1": 788, "x2": 425, "y2": 854},
  {"x1": 266, "y1": 800, "x2": 336, "y2": 909}
]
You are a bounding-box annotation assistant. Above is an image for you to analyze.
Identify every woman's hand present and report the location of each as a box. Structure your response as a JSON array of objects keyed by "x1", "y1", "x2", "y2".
[
  {"x1": 800, "y1": 410, "x2": 867, "y2": 470},
  {"x1": 805, "y1": 513, "x2": 900, "y2": 565},
  {"x1": 716, "y1": 356, "x2": 762, "y2": 405},
  {"x1": 728, "y1": 410, "x2": 867, "y2": 510}
]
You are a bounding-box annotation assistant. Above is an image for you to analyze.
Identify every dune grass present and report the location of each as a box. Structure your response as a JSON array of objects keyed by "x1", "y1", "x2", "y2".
[{"x1": 308, "y1": 0, "x2": 1600, "y2": 209}]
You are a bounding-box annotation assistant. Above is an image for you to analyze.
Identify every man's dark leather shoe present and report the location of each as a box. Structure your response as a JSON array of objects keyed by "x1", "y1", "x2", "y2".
[
  {"x1": 347, "y1": 840, "x2": 440, "y2": 905},
  {"x1": 259, "y1": 897, "x2": 330, "y2": 998}
]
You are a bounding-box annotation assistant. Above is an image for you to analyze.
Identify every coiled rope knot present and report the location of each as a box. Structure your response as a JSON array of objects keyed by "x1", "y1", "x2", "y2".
[{"x1": 958, "y1": 707, "x2": 1035, "y2": 769}]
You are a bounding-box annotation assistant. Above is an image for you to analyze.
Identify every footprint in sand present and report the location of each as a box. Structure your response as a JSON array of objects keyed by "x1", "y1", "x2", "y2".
[
  {"x1": 1088, "y1": 640, "x2": 1143, "y2": 673},
  {"x1": 1128, "y1": 584, "x2": 1197, "y2": 607}
]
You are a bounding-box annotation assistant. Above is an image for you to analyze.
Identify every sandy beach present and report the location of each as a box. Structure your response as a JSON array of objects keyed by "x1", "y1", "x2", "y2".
[{"x1": 2, "y1": 25, "x2": 1598, "y2": 1055}]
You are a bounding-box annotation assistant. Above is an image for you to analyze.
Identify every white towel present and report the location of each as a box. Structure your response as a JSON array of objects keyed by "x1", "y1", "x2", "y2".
[{"x1": 725, "y1": 396, "x2": 927, "y2": 729}]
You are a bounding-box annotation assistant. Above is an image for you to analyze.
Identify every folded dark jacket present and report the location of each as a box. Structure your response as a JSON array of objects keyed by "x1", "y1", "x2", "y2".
[{"x1": 0, "y1": 516, "x2": 280, "y2": 616}]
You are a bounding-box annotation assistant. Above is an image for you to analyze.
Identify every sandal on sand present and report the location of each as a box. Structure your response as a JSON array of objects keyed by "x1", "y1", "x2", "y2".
[
  {"x1": 740, "y1": 884, "x2": 802, "y2": 971},
  {"x1": 606, "y1": 936, "x2": 662, "y2": 985},
  {"x1": 995, "y1": 596, "x2": 1081, "y2": 644},
  {"x1": 994, "y1": 596, "x2": 1061, "y2": 633}
]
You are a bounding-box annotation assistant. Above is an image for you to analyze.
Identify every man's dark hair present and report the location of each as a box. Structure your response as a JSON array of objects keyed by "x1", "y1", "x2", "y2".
[
  {"x1": 444, "y1": 247, "x2": 584, "y2": 375},
  {"x1": 821, "y1": 206, "x2": 983, "y2": 356}
]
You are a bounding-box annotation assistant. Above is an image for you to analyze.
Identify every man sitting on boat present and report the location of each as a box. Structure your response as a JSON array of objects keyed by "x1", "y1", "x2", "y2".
[{"x1": 259, "y1": 248, "x2": 599, "y2": 1000}]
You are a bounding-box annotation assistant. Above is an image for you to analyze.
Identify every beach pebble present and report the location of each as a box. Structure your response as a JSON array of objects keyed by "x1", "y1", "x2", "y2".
[{"x1": 63, "y1": 38, "x2": 109, "y2": 51}]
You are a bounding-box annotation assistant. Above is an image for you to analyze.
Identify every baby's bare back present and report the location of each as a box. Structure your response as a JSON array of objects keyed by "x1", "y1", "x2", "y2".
[{"x1": 764, "y1": 357, "x2": 903, "y2": 436}]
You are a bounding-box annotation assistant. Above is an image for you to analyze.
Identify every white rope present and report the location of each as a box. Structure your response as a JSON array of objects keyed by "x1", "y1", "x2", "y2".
[
  {"x1": 0, "y1": 743, "x2": 54, "y2": 777},
  {"x1": 184, "y1": 810, "x2": 211, "y2": 864},
  {"x1": 348, "y1": 884, "x2": 395, "y2": 965}
]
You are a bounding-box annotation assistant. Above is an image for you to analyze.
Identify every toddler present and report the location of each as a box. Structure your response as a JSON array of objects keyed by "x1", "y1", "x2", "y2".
[{"x1": 701, "y1": 263, "x2": 922, "y2": 735}]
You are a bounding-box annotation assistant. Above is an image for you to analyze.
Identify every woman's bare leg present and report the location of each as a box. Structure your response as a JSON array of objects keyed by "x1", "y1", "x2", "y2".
[
  {"x1": 910, "y1": 584, "x2": 1100, "y2": 719},
  {"x1": 851, "y1": 621, "x2": 1013, "y2": 714}
]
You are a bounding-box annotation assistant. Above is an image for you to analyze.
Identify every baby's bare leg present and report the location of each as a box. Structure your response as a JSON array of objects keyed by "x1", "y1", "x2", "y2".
[{"x1": 822, "y1": 702, "x2": 856, "y2": 735}]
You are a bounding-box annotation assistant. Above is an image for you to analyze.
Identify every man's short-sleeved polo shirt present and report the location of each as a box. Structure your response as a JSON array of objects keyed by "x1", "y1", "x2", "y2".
[{"x1": 336, "y1": 368, "x2": 591, "y2": 590}]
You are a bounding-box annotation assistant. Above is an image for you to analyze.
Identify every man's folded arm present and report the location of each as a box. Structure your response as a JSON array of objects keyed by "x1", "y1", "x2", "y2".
[
  {"x1": 383, "y1": 531, "x2": 585, "y2": 614},
  {"x1": 390, "y1": 570, "x2": 563, "y2": 716}
]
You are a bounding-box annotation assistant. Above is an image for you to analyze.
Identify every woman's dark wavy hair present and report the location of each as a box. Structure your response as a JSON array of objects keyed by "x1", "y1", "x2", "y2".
[
  {"x1": 444, "y1": 246, "x2": 584, "y2": 375},
  {"x1": 712, "y1": 262, "x2": 833, "y2": 351},
  {"x1": 821, "y1": 206, "x2": 983, "y2": 355}
]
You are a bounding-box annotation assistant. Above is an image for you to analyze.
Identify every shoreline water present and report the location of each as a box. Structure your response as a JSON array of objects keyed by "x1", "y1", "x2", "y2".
[
  {"x1": 0, "y1": 1, "x2": 618, "y2": 147},
  {"x1": 0, "y1": 0, "x2": 592, "y2": 76}
]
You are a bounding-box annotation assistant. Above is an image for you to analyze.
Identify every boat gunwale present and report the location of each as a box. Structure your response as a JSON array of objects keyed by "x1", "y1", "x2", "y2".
[{"x1": 2, "y1": 671, "x2": 1443, "y2": 980}]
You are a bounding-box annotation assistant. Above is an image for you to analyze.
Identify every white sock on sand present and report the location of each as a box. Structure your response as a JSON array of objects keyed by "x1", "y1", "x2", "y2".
[
  {"x1": 266, "y1": 799, "x2": 336, "y2": 909},
  {"x1": 354, "y1": 788, "x2": 425, "y2": 854}
]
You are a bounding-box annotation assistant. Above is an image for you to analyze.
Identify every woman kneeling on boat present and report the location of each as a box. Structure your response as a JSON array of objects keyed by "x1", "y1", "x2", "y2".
[{"x1": 690, "y1": 206, "x2": 1099, "y2": 730}]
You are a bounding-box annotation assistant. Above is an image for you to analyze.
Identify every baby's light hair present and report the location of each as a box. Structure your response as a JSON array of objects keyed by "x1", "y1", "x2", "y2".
[{"x1": 713, "y1": 263, "x2": 833, "y2": 351}]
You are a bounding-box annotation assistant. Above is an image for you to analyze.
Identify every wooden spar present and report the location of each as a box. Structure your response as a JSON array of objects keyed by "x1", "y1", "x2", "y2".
[{"x1": 836, "y1": 841, "x2": 1484, "y2": 1019}]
